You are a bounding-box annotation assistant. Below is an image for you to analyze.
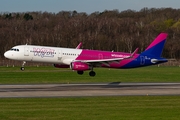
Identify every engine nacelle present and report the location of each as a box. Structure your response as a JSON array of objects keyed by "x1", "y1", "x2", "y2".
[
  {"x1": 70, "y1": 62, "x2": 90, "y2": 71},
  {"x1": 54, "y1": 64, "x2": 69, "y2": 68}
]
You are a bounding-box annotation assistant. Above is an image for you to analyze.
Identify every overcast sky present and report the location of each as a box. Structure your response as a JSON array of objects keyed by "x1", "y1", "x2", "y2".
[{"x1": 0, "y1": 0, "x2": 180, "y2": 14}]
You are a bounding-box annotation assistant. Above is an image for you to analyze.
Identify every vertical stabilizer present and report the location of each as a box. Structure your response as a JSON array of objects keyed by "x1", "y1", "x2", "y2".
[{"x1": 141, "y1": 33, "x2": 168, "y2": 57}]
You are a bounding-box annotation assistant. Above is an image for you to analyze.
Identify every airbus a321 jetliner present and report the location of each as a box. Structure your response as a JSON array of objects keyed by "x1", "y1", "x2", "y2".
[{"x1": 4, "y1": 33, "x2": 168, "y2": 76}]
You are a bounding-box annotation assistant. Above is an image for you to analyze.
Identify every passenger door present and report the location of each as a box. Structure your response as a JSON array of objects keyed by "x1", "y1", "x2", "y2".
[{"x1": 24, "y1": 47, "x2": 29, "y2": 56}]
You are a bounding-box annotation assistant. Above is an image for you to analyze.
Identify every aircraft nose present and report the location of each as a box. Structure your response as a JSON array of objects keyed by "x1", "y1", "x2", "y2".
[{"x1": 4, "y1": 51, "x2": 10, "y2": 59}]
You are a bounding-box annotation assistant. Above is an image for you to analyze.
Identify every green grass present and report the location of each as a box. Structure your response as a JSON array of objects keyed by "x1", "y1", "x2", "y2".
[
  {"x1": 0, "y1": 66, "x2": 180, "y2": 120},
  {"x1": 0, "y1": 66, "x2": 180, "y2": 84},
  {"x1": 0, "y1": 96, "x2": 180, "y2": 120}
]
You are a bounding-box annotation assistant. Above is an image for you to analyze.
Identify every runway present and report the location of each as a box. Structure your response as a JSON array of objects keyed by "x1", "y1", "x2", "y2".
[{"x1": 0, "y1": 83, "x2": 180, "y2": 98}]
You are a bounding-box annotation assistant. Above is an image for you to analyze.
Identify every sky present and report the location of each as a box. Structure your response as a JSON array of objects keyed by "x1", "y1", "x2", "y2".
[{"x1": 0, "y1": 0, "x2": 180, "y2": 14}]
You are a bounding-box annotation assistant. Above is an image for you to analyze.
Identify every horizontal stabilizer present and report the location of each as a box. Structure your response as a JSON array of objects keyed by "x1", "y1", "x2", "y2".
[{"x1": 151, "y1": 58, "x2": 168, "y2": 64}]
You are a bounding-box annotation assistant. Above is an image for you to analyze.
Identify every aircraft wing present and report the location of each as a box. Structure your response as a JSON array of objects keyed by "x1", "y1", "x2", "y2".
[
  {"x1": 78, "y1": 58, "x2": 127, "y2": 67},
  {"x1": 76, "y1": 48, "x2": 139, "y2": 67}
]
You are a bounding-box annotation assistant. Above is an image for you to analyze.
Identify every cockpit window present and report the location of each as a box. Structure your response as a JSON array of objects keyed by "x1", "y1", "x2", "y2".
[{"x1": 10, "y1": 48, "x2": 19, "y2": 52}]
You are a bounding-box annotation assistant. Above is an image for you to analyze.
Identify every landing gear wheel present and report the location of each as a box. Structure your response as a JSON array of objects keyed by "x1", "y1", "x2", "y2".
[
  {"x1": 21, "y1": 67, "x2": 25, "y2": 71},
  {"x1": 89, "y1": 71, "x2": 96, "y2": 77},
  {"x1": 77, "y1": 71, "x2": 84, "y2": 75}
]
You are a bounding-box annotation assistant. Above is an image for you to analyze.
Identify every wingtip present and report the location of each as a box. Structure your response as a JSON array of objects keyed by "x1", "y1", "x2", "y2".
[
  {"x1": 131, "y1": 48, "x2": 139, "y2": 57},
  {"x1": 76, "y1": 42, "x2": 82, "y2": 49}
]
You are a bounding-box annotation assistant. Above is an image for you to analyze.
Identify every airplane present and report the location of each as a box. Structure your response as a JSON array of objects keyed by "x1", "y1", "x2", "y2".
[{"x1": 4, "y1": 33, "x2": 168, "y2": 77}]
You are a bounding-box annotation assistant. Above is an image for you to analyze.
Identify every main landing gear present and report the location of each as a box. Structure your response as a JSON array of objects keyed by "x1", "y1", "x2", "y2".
[
  {"x1": 77, "y1": 66, "x2": 96, "y2": 77},
  {"x1": 77, "y1": 70, "x2": 96, "y2": 77},
  {"x1": 21, "y1": 61, "x2": 26, "y2": 71},
  {"x1": 89, "y1": 71, "x2": 96, "y2": 77},
  {"x1": 89, "y1": 65, "x2": 96, "y2": 77},
  {"x1": 77, "y1": 71, "x2": 84, "y2": 75}
]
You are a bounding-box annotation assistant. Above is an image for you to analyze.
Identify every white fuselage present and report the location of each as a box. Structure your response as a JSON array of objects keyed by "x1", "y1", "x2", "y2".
[{"x1": 4, "y1": 45, "x2": 82, "y2": 65}]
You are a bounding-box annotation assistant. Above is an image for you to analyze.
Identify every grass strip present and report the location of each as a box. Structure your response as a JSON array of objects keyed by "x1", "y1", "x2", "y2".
[
  {"x1": 0, "y1": 96, "x2": 180, "y2": 120},
  {"x1": 0, "y1": 66, "x2": 180, "y2": 84}
]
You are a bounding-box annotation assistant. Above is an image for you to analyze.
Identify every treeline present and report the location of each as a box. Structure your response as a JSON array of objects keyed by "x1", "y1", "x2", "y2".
[{"x1": 1, "y1": 8, "x2": 180, "y2": 59}]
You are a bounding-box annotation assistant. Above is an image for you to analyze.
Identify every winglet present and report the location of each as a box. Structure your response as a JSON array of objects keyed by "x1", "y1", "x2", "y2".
[
  {"x1": 76, "y1": 42, "x2": 82, "y2": 49},
  {"x1": 130, "y1": 48, "x2": 139, "y2": 57}
]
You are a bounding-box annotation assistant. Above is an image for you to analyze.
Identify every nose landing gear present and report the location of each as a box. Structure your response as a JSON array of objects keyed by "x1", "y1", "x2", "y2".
[{"x1": 21, "y1": 61, "x2": 26, "y2": 71}]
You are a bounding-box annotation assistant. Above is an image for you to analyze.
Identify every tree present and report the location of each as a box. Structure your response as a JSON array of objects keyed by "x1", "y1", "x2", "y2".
[{"x1": 23, "y1": 13, "x2": 33, "y2": 21}]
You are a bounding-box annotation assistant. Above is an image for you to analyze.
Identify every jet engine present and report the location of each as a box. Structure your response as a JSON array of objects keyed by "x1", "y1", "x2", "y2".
[{"x1": 70, "y1": 62, "x2": 90, "y2": 71}]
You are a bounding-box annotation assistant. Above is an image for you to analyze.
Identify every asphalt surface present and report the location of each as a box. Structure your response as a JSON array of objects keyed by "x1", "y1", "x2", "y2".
[{"x1": 0, "y1": 82, "x2": 180, "y2": 98}]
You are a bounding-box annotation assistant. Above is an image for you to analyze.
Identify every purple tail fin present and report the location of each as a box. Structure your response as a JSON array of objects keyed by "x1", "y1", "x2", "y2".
[{"x1": 141, "y1": 33, "x2": 168, "y2": 57}]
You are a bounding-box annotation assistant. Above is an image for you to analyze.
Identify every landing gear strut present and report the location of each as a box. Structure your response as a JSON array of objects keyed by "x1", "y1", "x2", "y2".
[
  {"x1": 21, "y1": 61, "x2": 26, "y2": 71},
  {"x1": 89, "y1": 65, "x2": 96, "y2": 77}
]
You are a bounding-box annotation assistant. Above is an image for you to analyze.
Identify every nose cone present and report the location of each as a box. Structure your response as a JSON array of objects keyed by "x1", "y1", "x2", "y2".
[{"x1": 4, "y1": 51, "x2": 11, "y2": 59}]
